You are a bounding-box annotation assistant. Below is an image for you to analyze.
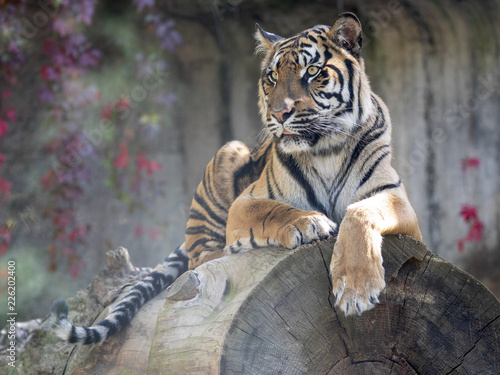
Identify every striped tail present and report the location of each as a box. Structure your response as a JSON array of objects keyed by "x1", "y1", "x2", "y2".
[{"x1": 50, "y1": 244, "x2": 189, "y2": 345}]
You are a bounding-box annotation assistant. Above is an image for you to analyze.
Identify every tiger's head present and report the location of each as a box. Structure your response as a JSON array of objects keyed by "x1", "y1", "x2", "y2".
[{"x1": 255, "y1": 13, "x2": 373, "y2": 154}]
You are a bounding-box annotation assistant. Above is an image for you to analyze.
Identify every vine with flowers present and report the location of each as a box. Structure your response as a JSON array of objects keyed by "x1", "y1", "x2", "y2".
[
  {"x1": 458, "y1": 157, "x2": 484, "y2": 253},
  {"x1": 0, "y1": 0, "x2": 181, "y2": 277}
]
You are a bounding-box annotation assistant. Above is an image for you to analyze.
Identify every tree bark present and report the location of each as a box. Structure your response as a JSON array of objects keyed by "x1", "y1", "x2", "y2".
[{"x1": 2, "y1": 236, "x2": 499, "y2": 374}]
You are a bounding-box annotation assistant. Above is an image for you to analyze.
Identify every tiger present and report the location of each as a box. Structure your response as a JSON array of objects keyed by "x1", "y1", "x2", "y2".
[{"x1": 51, "y1": 12, "x2": 422, "y2": 345}]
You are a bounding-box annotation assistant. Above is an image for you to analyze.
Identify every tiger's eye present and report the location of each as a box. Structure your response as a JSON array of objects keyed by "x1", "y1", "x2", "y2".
[
  {"x1": 307, "y1": 66, "x2": 320, "y2": 76},
  {"x1": 270, "y1": 71, "x2": 278, "y2": 82}
]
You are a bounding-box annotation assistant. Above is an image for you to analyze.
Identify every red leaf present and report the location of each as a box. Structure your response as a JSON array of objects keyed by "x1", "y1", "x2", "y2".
[
  {"x1": 137, "y1": 153, "x2": 162, "y2": 174},
  {"x1": 147, "y1": 160, "x2": 161, "y2": 174},
  {"x1": 0, "y1": 224, "x2": 11, "y2": 255},
  {"x1": 40, "y1": 65, "x2": 60, "y2": 81},
  {"x1": 113, "y1": 143, "x2": 129, "y2": 169},
  {"x1": 69, "y1": 264, "x2": 80, "y2": 279},
  {"x1": 134, "y1": 224, "x2": 143, "y2": 236},
  {"x1": 40, "y1": 170, "x2": 56, "y2": 190},
  {"x1": 459, "y1": 204, "x2": 478, "y2": 223},
  {"x1": 0, "y1": 153, "x2": 4, "y2": 168},
  {"x1": 115, "y1": 97, "x2": 130, "y2": 110},
  {"x1": 461, "y1": 157, "x2": 480, "y2": 171},
  {"x1": 0, "y1": 120, "x2": 8, "y2": 136},
  {"x1": 2, "y1": 90, "x2": 11, "y2": 99},
  {"x1": 6, "y1": 109, "x2": 17, "y2": 123},
  {"x1": 458, "y1": 239, "x2": 465, "y2": 253},
  {"x1": 0, "y1": 242, "x2": 7, "y2": 255},
  {"x1": 41, "y1": 39, "x2": 55, "y2": 56},
  {"x1": 466, "y1": 220, "x2": 484, "y2": 243},
  {"x1": 0, "y1": 178, "x2": 12, "y2": 197},
  {"x1": 148, "y1": 227, "x2": 162, "y2": 241},
  {"x1": 101, "y1": 103, "x2": 112, "y2": 120},
  {"x1": 69, "y1": 225, "x2": 87, "y2": 242}
]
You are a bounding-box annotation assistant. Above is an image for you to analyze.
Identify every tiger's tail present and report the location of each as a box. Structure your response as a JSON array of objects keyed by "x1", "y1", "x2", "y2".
[{"x1": 50, "y1": 244, "x2": 189, "y2": 345}]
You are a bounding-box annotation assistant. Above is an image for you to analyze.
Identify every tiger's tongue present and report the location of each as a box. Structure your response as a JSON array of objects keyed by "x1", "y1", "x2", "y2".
[{"x1": 282, "y1": 129, "x2": 293, "y2": 135}]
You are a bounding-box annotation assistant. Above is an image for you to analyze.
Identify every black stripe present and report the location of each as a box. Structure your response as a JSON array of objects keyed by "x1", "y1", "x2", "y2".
[
  {"x1": 115, "y1": 300, "x2": 139, "y2": 316},
  {"x1": 84, "y1": 327, "x2": 97, "y2": 345},
  {"x1": 97, "y1": 319, "x2": 118, "y2": 337},
  {"x1": 300, "y1": 44, "x2": 313, "y2": 56},
  {"x1": 185, "y1": 225, "x2": 225, "y2": 243},
  {"x1": 265, "y1": 167, "x2": 276, "y2": 200},
  {"x1": 249, "y1": 228, "x2": 258, "y2": 248},
  {"x1": 359, "y1": 180, "x2": 402, "y2": 201},
  {"x1": 189, "y1": 208, "x2": 208, "y2": 222},
  {"x1": 131, "y1": 284, "x2": 152, "y2": 302},
  {"x1": 311, "y1": 94, "x2": 330, "y2": 110},
  {"x1": 357, "y1": 78, "x2": 363, "y2": 121},
  {"x1": 68, "y1": 325, "x2": 79, "y2": 344},
  {"x1": 330, "y1": 105, "x2": 388, "y2": 211},
  {"x1": 357, "y1": 151, "x2": 391, "y2": 189},
  {"x1": 167, "y1": 262, "x2": 186, "y2": 271},
  {"x1": 203, "y1": 165, "x2": 227, "y2": 213},
  {"x1": 249, "y1": 184, "x2": 256, "y2": 198},
  {"x1": 327, "y1": 65, "x2": 344, "y2": 89},
  {"x1": 113, "y1": 311, "x2": 130, "y2": 329},
  {"x1": 276, "y1": 151, "x2": 327, "y2": 215},
  {"x1": 269, "y1": 160, "x2": 284, "y2": 198},
  {"x1": 336, "y1": 101, "x2": 387, "y2": 185},
  {"x1": 193, "y1": 192, "x2": 227, "y2": 226},
  {"x1": 187, "y1": 237, "x2": 212, "y2": 253},
  {"x1": 252, "y1": 142, "x2": 272, "y2": 172},
  {"x1": 126, "y1": 290, "x2": 144, "y2": 301},
  {"x1": 149, "y1": 271, "x2": 168, "y2": 292},
  {"x1": 233, "y1": 159, "x2": 254, "y2": 198},
  {"x1": 262, "y1": 204, "x2": 281, "y2": 233},
  {"x1": 359, "y1": 144, "x2": 391, "y2": 172},
  {"x1": 333, "y1": 128, "x2": 385, "y2": 191},
  {"x1": 307, "y1": 34, "x2": 318, "y2": 44},
  {"x1": 165, "y1": 246, "x2": 189, "y2": 266},
  {"x1": 344, "y1": 59, "x2": 355, "y2": 114}
]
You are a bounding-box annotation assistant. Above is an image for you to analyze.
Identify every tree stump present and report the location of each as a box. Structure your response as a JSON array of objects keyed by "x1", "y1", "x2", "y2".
[{"x1": 54, "y1": 235, "x2": 499, "y2": 375}]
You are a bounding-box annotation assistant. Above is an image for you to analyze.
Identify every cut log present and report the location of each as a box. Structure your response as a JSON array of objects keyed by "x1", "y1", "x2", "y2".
[
  {"x1": 3, "y1": 236, "x2": 499, "y2": 374},
  {"x1": 61, "y1": 236, "x2": 500, "y2": 375}
]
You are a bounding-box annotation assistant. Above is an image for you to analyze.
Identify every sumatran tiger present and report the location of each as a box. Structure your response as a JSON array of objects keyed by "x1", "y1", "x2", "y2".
[{"x1": 51, "y1": 13, "x2": 422, "y2": 345}]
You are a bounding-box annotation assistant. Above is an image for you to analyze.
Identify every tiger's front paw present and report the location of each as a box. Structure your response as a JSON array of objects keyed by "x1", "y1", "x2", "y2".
[
  {"x1": 278, "y1": 213, "x2": 337, "y2": 249},
  {"x1": 329, "y1": 231, "x2": 385, "y2": 316}
]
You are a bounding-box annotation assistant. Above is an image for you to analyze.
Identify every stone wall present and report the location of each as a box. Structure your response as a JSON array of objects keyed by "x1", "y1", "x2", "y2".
[{"x1": 163, "y1": 0, "x2": 500, "y2": 293}]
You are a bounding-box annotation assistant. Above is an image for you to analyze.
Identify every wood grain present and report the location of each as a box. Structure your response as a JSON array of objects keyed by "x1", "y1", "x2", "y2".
[{"x1": 54, "y1": 236, "x2": 500, "y2": 374}]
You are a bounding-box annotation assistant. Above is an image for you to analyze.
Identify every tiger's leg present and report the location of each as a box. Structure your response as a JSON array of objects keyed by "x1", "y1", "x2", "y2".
[
  {"x1": 185, "y1": 141, "x2": 259, "y2": 269},
  {"x1": 225, "y1": 196, "x2": 337, "y2": 253},
  {"x1": 330, "y1": 187, "x2": 422, "y2": 316}
]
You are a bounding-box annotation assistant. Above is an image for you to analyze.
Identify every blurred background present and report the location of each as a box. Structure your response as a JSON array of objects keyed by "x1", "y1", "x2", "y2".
[{"x1": 0, "y1": 0, "x2": 499, "y2": 323}]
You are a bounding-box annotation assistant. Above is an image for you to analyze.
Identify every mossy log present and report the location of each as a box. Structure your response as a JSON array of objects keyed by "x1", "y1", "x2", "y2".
[{"x1": 57, "y1": 236, "x2": 500, "y2": 375}]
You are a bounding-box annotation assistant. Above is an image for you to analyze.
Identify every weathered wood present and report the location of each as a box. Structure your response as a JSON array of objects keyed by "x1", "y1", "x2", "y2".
[
  {"x1": 58, "y1": 236, "x2": 499, "y2": 374},
  {"x1": 3, "y1": 237, "x2": 499, "y2": 374},
  {"x1": 0, "y1": 247, "x2": 154, "y2": 375},
  {"x1": 145, "y1": 236, "x2": 500, "y2": 374}
]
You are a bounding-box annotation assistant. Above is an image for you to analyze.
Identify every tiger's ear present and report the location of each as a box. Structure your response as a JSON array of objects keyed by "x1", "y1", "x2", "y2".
[
  {"x1": 255, "y1": 24, "x2": 283, "y2": 55},
  {"x1": 329, "y1": 13, "x2": 363, "y2": 58}
]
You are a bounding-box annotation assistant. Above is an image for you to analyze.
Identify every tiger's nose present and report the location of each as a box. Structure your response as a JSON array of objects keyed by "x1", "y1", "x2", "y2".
[{"x1": 270, "y1": 106, "x2": 294, "y2": 123}]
